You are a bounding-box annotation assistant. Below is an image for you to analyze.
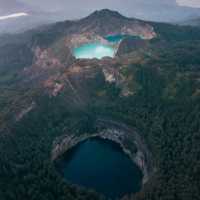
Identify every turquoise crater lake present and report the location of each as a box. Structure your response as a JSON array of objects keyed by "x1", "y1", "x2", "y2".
[
  {"x1": 55, "y1": 138, "x2": 143, "y2": 199},
  {"x1": 73, "y1": 43, "x2": 115, "y2": 59}
]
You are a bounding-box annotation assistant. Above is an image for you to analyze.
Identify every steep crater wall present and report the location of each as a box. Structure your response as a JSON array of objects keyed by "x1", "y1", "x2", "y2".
[{"x1": 51, "y1": 119, "x2": 155, "y2": 185}]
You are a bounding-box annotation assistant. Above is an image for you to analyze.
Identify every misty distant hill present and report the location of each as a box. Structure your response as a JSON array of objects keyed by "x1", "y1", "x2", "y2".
[
  {"x1": 1, "y1": 0, "x2": 200, "y2": 34},
  {"x1": 179, "y1": 17, "x2": 200, "y2": 26}
]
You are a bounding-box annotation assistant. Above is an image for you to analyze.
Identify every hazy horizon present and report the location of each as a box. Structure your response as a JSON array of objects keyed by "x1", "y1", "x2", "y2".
[{"x1": 0, "y1": 0, "x2": 200, "y2": 34}]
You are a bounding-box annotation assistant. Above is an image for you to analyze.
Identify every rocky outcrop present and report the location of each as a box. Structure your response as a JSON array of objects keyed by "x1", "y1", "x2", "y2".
[
  {"x1": 65, "y1": 33, "x2": 110, "y2": 49},
  {"x1": 51, "y1": 119, "x2": 155, "y2": 185},
  {"x1": 62, "y1": 9, "x2": 156, "y2": 51},
  {"x1": 78, "y1": 9, "x2": 156, "y2": 39},
  {"x1": 102, "y1": 67, "x2": 119, "y2": 83},
  {"x1": 116, "y1": 37, "x2": 149, "y2": 56}
]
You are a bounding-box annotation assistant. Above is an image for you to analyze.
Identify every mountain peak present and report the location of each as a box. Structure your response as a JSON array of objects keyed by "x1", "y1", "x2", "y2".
[
  {"x1": 77, "y1": 9, "x2": 155, "y2": 39},
  {"x1": 87, "y1": 9, "x2": 127, "y2": 20}
]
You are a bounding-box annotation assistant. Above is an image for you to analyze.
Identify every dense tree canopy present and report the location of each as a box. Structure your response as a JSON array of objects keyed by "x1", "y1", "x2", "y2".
[{"x1": 0, "y1": 21, "x2": 200, "y2": 200}]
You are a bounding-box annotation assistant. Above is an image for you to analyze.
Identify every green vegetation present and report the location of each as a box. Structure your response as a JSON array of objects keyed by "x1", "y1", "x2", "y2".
[{"x1": 0, "y1": 21, "x2": 200, "y2": 200}]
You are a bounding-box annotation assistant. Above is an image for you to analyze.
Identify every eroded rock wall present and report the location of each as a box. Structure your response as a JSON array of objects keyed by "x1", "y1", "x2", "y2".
[{"x1": 51, "y1": 119, "x2": 155, "y2": 184}]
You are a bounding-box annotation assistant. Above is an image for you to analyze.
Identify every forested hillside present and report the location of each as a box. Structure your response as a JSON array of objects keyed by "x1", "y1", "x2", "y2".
[{"x1": 0, "y1": 11, "x2": 200, "y2": 200}]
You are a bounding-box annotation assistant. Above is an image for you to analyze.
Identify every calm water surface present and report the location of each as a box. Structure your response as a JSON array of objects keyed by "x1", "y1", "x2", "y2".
[
  {"x1": 56, "y1": 138, "x2": 143, "y2": 199},
  {"x1": 105, "y1": 34, "x2": 140, "y2": 43},
  {"x1": 73, "y1": 43, "x2": 115, "y2": 59},
  {"x1": 105, "y1": 34, "x2": 128, "y2": 43},
  {"x1": 73, "y1": 35, "x2": 140, "y2": 59}
]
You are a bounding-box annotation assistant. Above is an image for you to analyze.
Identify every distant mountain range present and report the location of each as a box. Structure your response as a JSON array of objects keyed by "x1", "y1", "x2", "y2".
[
  {"x1": 1, "y1": 0, "x2": 200, "y2": 34},
  {"x1": 179, "y1": 17, "x2": 200, "y2": 26}
]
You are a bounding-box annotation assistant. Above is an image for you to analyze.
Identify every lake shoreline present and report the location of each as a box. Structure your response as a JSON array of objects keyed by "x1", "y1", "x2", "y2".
[{"x1": 52, "y1": 119, "x2": 155, "y2": 185}]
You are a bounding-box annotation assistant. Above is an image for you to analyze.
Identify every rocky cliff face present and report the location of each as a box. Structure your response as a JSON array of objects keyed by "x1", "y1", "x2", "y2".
[
  {"x1": 117, "y1": 37, "x2": 149, "y2": 56},
  {"x1": 0, "y1": 8, "x2": 156, "y2": 172},
  {"x1": 52, "y1": 119, "x2": 155, "y2": 185},
  {"x1": 0, "y1": 9, "x2": 156, "y2": 81},
  {"x1": 0, "y1": 9, "x2": 163, "y2": 200},
  {"x1": 63, "y1": 9, "x2": 156, "y2": 50},
  {"x1": 77, "y1": 9, "x2": 156, "y2": 39}
]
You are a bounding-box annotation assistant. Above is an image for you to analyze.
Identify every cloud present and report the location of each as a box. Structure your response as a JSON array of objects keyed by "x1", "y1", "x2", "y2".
[
  {"x1": 176, "y1": 0, "x2": 200, "y2": 8},
  {"x1": 0, "y1": 12, "x2": 28, "y2": 21},
  {"x1": 0, "y1": 0, "x2": 200, "y2": 33}
]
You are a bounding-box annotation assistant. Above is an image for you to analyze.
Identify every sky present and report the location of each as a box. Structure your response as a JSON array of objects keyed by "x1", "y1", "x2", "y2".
[
  {"x1": 176, "y1": 0, "x2": 200, "y2": 7},
  {"x1": 1, "y1": 0, "x2": 200, "y2": 20},
  {"x1": 0, "y1": 0, "x2": 200, "y2": 33}
]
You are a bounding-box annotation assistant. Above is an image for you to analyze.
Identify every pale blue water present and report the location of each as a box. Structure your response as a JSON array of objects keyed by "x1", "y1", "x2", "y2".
[
  {"x1": 55, "y1": 138, "x2": 143, "y2": 199},
  {"x1": 73, "y1": 43, "x2": 115, "y2": 59}
]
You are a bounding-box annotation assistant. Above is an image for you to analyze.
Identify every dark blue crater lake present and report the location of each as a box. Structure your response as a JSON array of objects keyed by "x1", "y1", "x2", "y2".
[
  {"x1": 105, "y1": 34, "x2": 141, "y2": 43},
  {"x1": 105, "y1": 34, "x2": 128, "y2": 43},
  {"x1": 55, "y1": 138, "x2": 143, "y2": 199}
]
